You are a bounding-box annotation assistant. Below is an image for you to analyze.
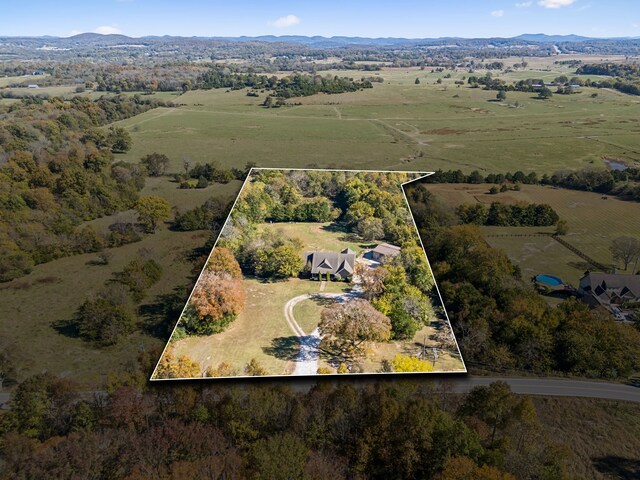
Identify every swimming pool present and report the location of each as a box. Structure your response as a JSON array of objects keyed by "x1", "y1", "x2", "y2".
[{"x1": 535, "y1": 274, "x2": 563, "y2": 287}]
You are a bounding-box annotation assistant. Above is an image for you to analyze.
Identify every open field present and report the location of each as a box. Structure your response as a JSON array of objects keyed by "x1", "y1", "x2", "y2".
[
  {"x1": 108, "y1": 63, "x2": 640, "y2": 175},
  {"x1": 0, "y1": 227, "x2": 204, "y2": 386},
  {"x1": 534, "y1": 397, "x2": 640, "y2": 479},
  {"x1": 0, "y1": 177, "x2": 240, "y2": 385},
  {"x1": 2, "y1": 85, "x2": 79, "y2": 97},
  {"x1": 0, "y1": 74, "x2": 50, "y2": 87},
  {"x1": 427, "y1": 183, "x2": 640, "y2": 285},
  {"x1": 481, "y1": 228, "x2": 589, "y2": 285}
]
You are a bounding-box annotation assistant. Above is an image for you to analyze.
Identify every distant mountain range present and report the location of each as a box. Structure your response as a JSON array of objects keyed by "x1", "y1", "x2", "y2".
[
  {"x1": 3, "y1": 32, "x2": 638, "y2": 47},
  {"x1": 513, "y1": 33, "x2": 595, "y2": 42}
]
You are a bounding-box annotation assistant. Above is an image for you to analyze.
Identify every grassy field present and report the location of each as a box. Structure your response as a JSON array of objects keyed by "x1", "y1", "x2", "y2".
[
  {"x1": 482, "y1": 229, "x2": 589, "y2": 286},
  {"x1": 0, "y1": 177, "x2": 239, "y2": 385},
  {"x1": 534, "y1": 397, "x2": 640, "y2": 479},
  {"x1": 0, "y1": 74, "x2": 50, "y2": 87},
  {"x1": 0, "y1": 227, "x2": 204, "y2": 386},
  {"x1": 2, "y1": 85, "x2": 79, "y2": 97},
  {"x1": 293, "y1": 295, "x2": 336, "y2": 334},
  {"x1": 427, "y1": 183, "x2": 640, "y2": 285},
  {"x1": 256, "y1": 222, "x2": 371, "y2": 255},
  {"x1": 107, "y1": 61, "x2": 640, "y2": 175}
]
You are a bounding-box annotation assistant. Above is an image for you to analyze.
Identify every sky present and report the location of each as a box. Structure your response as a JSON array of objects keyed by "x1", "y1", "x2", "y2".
[{"x1": 1, "y1": 0, "x2": 638, "y2": 39}]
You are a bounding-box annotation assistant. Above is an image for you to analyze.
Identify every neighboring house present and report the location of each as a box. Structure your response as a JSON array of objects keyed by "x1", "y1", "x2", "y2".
[
  {"x1": 370, "y1": 243, "x2": 401, "y2": 263},
  {"x1": 579, "y1": 272, "x2": 640, "y2": 320},
  {"x1": 306, "y1": 248, "x2": 355, "y2": 281}
]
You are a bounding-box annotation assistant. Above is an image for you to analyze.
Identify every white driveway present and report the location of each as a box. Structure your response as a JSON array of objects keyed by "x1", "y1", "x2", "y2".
[{"x1": 284, "y1": 288, "x2": 362, "y2": 375}]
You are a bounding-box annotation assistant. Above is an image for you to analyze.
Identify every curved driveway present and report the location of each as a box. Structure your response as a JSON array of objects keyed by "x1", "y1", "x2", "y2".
[{"x1": 284, "y1": 292, "x2": 344, "y2": 375}]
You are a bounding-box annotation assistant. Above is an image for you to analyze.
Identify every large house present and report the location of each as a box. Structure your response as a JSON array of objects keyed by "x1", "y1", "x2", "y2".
[
  {"x1": 579, "y1": 272, "x2": 640, "y2": 320},
  {"x1": 370, "y1": 243, "x2": 401, "y2": 263},
  {"x1": 306, "y1": 248, "x2": 355, "y2": 281}
]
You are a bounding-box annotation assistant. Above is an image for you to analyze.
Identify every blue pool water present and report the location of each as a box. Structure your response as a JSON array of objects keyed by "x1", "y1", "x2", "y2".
[{"x1": 535, "y1": 274, "x2": 563, "y2": 287}]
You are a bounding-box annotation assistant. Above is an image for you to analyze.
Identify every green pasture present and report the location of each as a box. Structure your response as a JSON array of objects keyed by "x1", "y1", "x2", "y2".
[
  {"x1": 108, "y1": 62, "x2": 640, "y2": 175},
  {"x1": 429, "y1": 183, "x2": 640, "y2": 281}
]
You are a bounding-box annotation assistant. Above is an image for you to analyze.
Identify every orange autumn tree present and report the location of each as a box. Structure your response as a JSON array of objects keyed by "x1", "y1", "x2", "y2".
[{"x1": 184, "y1": 247, "x2": 245, "y2": 335}]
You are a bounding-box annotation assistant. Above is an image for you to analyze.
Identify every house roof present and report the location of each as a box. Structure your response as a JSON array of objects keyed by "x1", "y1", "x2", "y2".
[
  {"x1": 580, "y1": 272, "x2": 640, "y2": 304},
  {"x1": 372, "y1": 243, "x2": 401, "y2": 257},
  {"x1": 307, "y1": 251, "x2": 355, "y2": 276}
]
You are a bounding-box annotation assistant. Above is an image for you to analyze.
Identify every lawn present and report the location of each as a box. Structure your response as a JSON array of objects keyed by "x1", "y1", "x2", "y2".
[
  {"x1": 293, "y1": 296, "x2": 337, "y2": 334},
  {"x1": 171, "y1": 277, "x2": 350, "y2": 376},
  {"x1": 256, "y1": 222, "x2": 371, "y2": 255}
]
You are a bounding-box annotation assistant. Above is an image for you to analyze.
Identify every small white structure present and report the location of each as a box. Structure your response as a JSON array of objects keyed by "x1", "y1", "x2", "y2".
[{"x1": 27, "y1": 84, "x2": 39, "y2": 89}]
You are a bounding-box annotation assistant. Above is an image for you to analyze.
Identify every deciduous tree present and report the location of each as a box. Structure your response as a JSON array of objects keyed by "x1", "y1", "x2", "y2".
[
  {"x1": 319, "y1": 299, "x2": 391, "y2": 359},
  {"x1": 610, "y1": 236, "x2": 640, "y2": 270},
  {"x1": 135, "y1": 195, "x2": 171, "y2": 232}
]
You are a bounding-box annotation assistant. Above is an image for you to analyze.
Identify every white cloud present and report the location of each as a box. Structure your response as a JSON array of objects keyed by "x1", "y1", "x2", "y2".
[
  {"x1": 491, "y1": 9, "x2": 505, "y2": 17},
  {"x1": 515, "y1": 1, "x2": 533, "y2": 7},
  {"x1": 94, "y1": 25, "x2": 123, "y2": 35},
  {"x1": 538, "y1": 0, "x2": 576, "y2": 8},
  {"x1": 269, "y1": 14, "x2": 301, "y2": 28}
]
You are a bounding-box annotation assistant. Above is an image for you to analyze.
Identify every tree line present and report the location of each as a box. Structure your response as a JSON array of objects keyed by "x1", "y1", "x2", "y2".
[
  {"x1": 422, "y1": 167, "x2": 640, "y2": 202},
  {"x1": 456, "y1": 201, "x2": 560, "y2": 227}
]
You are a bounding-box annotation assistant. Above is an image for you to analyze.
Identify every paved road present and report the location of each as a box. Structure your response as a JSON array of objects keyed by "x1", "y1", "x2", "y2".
[
  {"x1": 441, "y1": 376, "x2": 640, "y2": 403},
  {"x1": 1, "y1": 376, "x2": 638, "y2": 408}
]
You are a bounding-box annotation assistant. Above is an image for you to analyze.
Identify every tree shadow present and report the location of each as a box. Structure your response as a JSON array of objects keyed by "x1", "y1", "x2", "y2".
[
  {"x1": 592, "y1": 456, "x2": 640, "y2": 480},
  {"x1": 567, "y1": 261, "x2": 592, "y2": 271},
  {"x1": 308, "y1": 294, "x2": 338, "y2": 308},
  {"x1": 138, "y1": 285, "x2": 190, "y2": 339},
  {"x1": 51, "y1": 318, "x2": 80, "y2": 339},
  {"x1": 262, "y1": 336, "x2": 300, "y2": 361},
  {"x1": 320, "y1": 223, "x2": 347, "y2": 234}
]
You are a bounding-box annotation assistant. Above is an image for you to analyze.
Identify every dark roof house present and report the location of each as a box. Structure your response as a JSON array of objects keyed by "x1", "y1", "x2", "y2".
[
  {"x1": 306, "y1": 248, "x2": 355, "y2": 279},
  {"x1": 579, "y1": 272, "x2": 640, "y2": 308}
]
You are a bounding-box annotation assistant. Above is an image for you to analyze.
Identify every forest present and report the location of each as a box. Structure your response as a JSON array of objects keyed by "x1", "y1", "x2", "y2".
[
  {"x1": 0, "y1": 370, "x2": 567, "y2": 480},
  {"x1": 405, "y1": 181, "x2": 640, "y2": 379},
  {"x1": 0, "y1": 95, "x2": 178, "y2": 281}
]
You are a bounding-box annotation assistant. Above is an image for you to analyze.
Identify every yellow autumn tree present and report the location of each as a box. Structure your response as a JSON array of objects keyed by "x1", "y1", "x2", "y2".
[
  {"x1": 154, "y1": 348, "x2": 201, "y2": 379},
  {"x1": 391, "y1": 354, "x2": 434, "y2": 372}
]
